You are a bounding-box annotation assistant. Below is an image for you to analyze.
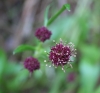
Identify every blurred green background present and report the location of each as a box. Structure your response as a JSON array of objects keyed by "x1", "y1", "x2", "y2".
[{"x1": 0, "y1": 0, "x2": 100, "y2": 93}]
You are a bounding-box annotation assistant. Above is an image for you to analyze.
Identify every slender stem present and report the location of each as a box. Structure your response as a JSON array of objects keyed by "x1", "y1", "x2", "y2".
[{"x1": 47, "y1": 4, "x2": 70, "y2": 26}]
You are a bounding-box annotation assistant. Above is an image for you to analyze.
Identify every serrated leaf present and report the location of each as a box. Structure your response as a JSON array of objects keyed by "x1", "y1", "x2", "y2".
[{"x1": 13, "y1": 45, "x2": 35, "y2": 55}]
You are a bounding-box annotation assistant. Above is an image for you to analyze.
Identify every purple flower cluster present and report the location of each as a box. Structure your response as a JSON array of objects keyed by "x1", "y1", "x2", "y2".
[
  {"x1": 49, "y1": 40, "x2": 76, "y2": 67},
  {"x1": 48, "y1": 39, "x2": 76, "y2": 69},
  {"x1": 24, "y1": 57, "x2": 40, "y2": 73},
  {"x1": 35, "y1": 26, "x2": 52, "y2": 42}
]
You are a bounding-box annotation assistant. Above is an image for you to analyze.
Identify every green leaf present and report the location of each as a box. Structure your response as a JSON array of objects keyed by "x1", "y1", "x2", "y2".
[
  {"x1": 7, "y1": 69, "x2": 29, "y2": 90},
  {"x1": 44, "y1": 5, "x2": 50, "y2": 26},
  {"x1": 47, "y1": 4, "x2": 70, "y2": 26},
  {"x1": 13, "y1": 45, "x2": 35, "y2": 55}
]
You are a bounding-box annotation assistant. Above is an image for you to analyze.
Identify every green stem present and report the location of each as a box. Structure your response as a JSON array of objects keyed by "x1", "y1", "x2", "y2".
[
  {"x1": 33, "y1": 42, "x2": 42, "y2": 57},
  {"x1": 47, "y1": 4, "x2": 70, "y2": 26}
]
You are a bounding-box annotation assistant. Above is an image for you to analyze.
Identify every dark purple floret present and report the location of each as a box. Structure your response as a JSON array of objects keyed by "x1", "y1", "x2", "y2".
[
  {"x1": 49, "y1": 42, "x2": 71, "y2": 66},
  {"x1": 35, "y1": 26, "x2": 52, "y2": 42},
  {"x1": 24, "y1": 57, "x2": 40, "y2": 73}
]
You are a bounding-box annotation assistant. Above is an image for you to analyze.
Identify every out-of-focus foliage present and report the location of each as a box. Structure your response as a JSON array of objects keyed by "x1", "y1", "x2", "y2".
[
  {"x1": 0, "y1": 49, "x2": 29, "y2": 93},
  {"x1": 0, "y1": 0, "x2": 100, "y2": 93}
]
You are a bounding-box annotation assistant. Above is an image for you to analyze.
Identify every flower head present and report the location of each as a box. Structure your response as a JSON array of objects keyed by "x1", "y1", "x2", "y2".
[
  {"x1": 35, "y1": 26, "x2": 52, "y2": 42},
  {"x1": 24, "y1": 57, "x2": 40, "y2": 73},
  {"x1": 48, "y1": 39, "x2": 76, "y2": 71}
]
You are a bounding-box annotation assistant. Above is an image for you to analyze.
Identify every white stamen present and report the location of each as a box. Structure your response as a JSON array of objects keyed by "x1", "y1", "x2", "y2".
[
  {"x1": 44, "y1": 51, "x2": 46, "y2": 53},
  {"x1": 70, "y1": 64, "x2": 73, "y2": 68},
  {"x1": 62, "y1": 68, "x2": 65, "y2": 72},
  {"x1": 44, "y1": 60, "x2": 46, "y2": 62},
  {"x1": 58, "y1": 58, "x2": 60, "y2": 61},
  {"x1": 53, "y1": 40, "x2": 55, "y2": 42},
  {"x1": 49, "y1": 65, "x2": 51, "y2": 67},
  {"x1": 74, "y1": 55, "x2": 76, "y2": 57},
  {"x1": 52, "y1": 60, "x2": 53, "y2": 62},
  {"x1": 63, "y1": 62, "x2": 66, "y2": 63},
  {"x1": 68, "y1": 62, "x2": 73, "y2": 68}
]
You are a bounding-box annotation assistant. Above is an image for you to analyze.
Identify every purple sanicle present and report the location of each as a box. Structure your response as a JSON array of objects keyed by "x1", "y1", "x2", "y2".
[
  {"x1": 46, "y1": 38, "x2": 76, "y2": 72},
  {"x1": 24, "y1": 57, "x2": 40, "y2": 73},
  {"x1": 35, "y1": 26, "x2": 52, "y2": 42}
]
